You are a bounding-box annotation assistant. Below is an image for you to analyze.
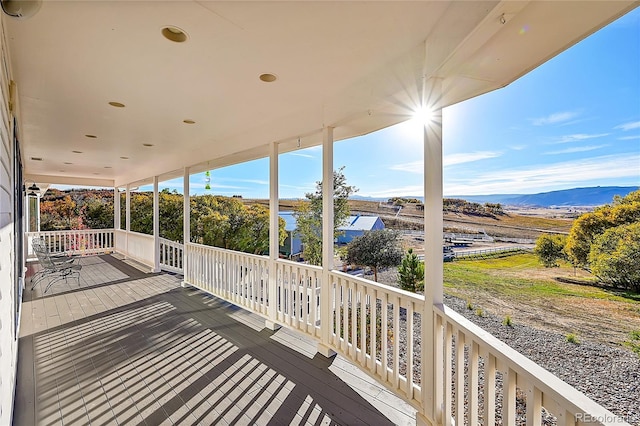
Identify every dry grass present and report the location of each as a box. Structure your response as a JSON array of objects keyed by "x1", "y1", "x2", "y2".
[{"x1": 444, "y1": 254, "x2": 640, "y2": 347}]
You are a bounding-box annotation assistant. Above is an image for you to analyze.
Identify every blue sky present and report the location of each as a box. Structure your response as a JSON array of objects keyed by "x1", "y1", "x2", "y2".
[{"x1": 147, "y1": 9, "x2": 640, "y2": 199}]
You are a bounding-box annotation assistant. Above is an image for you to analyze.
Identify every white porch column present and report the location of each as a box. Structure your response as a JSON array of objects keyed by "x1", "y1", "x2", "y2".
[
  {"x1": 418, "y1": 78, "x2": 444, "y2": 426},
  {"x1": 266, "y1": 141, "x2": 281, "y2": 330},
  {"x1": 125, "y1": 185, "x2": 131, "y2": 232},
  {"x1": 36, "y1": 193, "x2": 41, "y2": 231},
  {"x1": 114, "y1": 187, "x2": 120, "y2": 230},
  {"x1": 182, "y1": 167, "x2": 190, "y2": 286},
  {"x1": 125, "y1": 184, "x2": 131, "y2": 257},
  {"x1": 318, "y1": 126, "x2": 336, "y2": 358},
  {"x1": 153, "y1": 176, "x2": 160, "y2": 272},
  {"x1": 24, "y1": 192, "x2": 30, "y2": 232}
]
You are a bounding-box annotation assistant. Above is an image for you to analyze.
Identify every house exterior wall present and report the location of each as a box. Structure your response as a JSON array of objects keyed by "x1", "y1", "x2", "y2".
[{"x1": 0, "y1": 15, "x2": 20, "y2": 425}]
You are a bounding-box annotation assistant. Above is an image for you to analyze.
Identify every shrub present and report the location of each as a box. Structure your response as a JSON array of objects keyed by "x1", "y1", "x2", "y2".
[
  {"x1": 502, "y1": 315, "x2": 513, "y2": 327},
  {"x1": 625, "y1": 330, "x2": 640, "y2": 356},
  {"x1": 566, "y1": 333, "x2": 579, "y2": 344}
]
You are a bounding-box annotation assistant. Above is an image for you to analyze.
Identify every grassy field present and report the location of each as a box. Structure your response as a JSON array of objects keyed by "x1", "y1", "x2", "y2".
[{"x1": 444, "y1": 253, "x2": 640, "y2": 348}]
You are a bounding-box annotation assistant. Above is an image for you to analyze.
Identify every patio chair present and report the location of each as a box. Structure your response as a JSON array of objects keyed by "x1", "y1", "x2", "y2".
[{"x1": 30, "y1": 239, "x2": 82, "y2": 293}]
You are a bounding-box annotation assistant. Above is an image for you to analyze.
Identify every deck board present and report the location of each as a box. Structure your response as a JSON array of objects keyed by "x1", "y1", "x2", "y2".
[{"x1": 15, "y1": 254, "x2": 416, "y2": 425}]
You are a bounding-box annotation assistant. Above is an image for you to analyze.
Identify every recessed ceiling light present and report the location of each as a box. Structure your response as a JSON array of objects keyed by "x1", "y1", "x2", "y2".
[
  {"x1": 142, "y1": 143, "x2": 154, "y2": 147},
  {"x1": 63, "y1": 162, "x2": 73, "y2": 165},
  {"x1": 162, "y1": 26, "x2": 188, "y2": 43},
  {"x1": 85, "y1": 134, "x2": 97, "y2": 139},
  {"x1": 183, "y1": 119, "x2": 195, "y2": 124},
  {"x1": 120, "y1": 156, "x2": 129, "y2": 160},
  {"x1": 93, "y1": 172, "x2": 100, "y2": 175},
  {"x1": 72, "y1": 150, "x2": 82, "y2": 154},
  {"x1": 109, "y1": 101, "x2": 125, "y2": 108},
  {"x1": 31, "y1": 157, "x2": 43, "y2": 161},
  {"x1": 259, "y1": 73, "x2": 277, "y2": 83},
  {"x1": 104, "y1": 166, "x2": 112, "y2": 169}
]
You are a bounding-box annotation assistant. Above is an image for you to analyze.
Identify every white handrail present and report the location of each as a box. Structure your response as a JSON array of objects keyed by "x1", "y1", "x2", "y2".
[
  {"x1": 275, "y1": 259, "x2": 322, "y2": 339},
  {"x1": 328, "y1": 270, "x2": 424, "y2": 408},
  {"x1": 185, "y1": 242, "x2": 269, "y2": 317},
  {"x1": 159, "y1": 237, "x2": 184, "y2": 273},
  {"x1": 179, "y1": 243, "x2": 627, "y2": 426},
  {"x1": 122, "y1": 230, "x2": 154, "y2": 268},
  {"x1": 26, "y1": 229, "x2": 115, "y2": 259},
  {"x1": 432, "y1": 305, "x2": 629, "y2": 425}
]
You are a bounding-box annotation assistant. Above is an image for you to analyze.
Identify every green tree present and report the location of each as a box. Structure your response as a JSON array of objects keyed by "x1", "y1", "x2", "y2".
[
  {"x1": 189, "y1": 195, "x2": 285, "y2": 255},
  {"x1": 294, "y1": 167, "x2": 357, "y2": 265},
  {"x1": 534, "y1": 234, "x2": 567, "y2": 267},
  {"x1": 565, "y1": 189, "x2": 640, "y2": 267},
  {"x1": 129, "y1": 192, "x2": 153, "y2": 234},
  {"x1": 83, "y1": 198, "x2": 114, "y2": 229},
  {"x1": 589, "y1": 222, "x2": 640, "y2": 291},
  {"x1": 346, "y1": 229, "x2": 403, "y2": 282},
  {"x1": 397, "y1": 248, "x2": 424, "y2": 292},
  {"x1": 159, "y1": 189, "x2": 184, "y2": 242}
]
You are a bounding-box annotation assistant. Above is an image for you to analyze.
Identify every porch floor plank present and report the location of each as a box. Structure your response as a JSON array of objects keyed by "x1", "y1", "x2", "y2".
[{"x1": 15, "y1": 254, "x2": 416, "y2": 425}]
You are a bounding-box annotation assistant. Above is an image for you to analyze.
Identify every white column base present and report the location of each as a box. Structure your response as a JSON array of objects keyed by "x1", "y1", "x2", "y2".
[
  {"x1": 265, "y1": 320, "x2": 281, "y2": 331},
  {"x1": 416, "y1": 412, "x2": 437, "y2": 426},
  {"x1": 180, "y1": 280, "x2": 188, "y2": 288},
  {"x1": 317, "y1": 343, "x2": 336, "y2": 358}
]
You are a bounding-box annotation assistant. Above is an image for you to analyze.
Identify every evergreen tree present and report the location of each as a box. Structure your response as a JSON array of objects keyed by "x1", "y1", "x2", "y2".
[{"x1": 397, "y1": 248, "x2": 424, "y2": 292}]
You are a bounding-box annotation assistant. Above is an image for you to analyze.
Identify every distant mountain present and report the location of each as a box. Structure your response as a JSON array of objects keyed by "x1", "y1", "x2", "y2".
[{"x1": 449, "y1": 186, "x2": 638, "y2": 207}]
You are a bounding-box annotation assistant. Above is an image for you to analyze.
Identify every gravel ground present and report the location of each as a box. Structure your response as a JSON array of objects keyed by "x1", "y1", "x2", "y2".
[{"x1": 368, "y1": 268, "x2": 640, "y2": 425}]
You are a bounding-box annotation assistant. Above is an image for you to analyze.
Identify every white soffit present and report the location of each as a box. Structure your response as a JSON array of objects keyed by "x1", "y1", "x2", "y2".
[{"x1": 4, "y1": 1, "x2": 638, "y2": 186}]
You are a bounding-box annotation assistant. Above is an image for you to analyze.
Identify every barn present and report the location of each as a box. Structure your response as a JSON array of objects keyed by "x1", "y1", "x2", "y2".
[
  {"x1": 278, "y1": 212, "x2": 303, "y2": 258},
  {"x1": 278, "y1": 212, "x2": 385, "y2": 256},
  {"x1": 337, "y1": 215, "x2": 386, "y2": 244}
]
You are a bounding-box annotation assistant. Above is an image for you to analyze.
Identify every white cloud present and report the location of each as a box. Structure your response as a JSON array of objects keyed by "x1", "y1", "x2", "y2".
[
  {"x1": 389, "y1": 160, "x2": 423, "y2": 174},
  {"x1": 543, "y1": 144, "x2": 608, "y2": 155},
  {"x1": 444, "y1": 153, "x2": 640, "y2": 195},
  {"x1": 555, "y1": 133, "x2": 609, "y2": 144},
  {"x1": 215, "y1": 177, "x2": 269, "y2": 185},
  {"x1": 190, "y1": 182, "x2": 245, "y2": 190},
  {"x1": 509, "y1": 145, "x2": 527, "y2": 151},
  {"x1": 619, "y1": 135, "x2": 640, "y2": 141},
  {"x1": 444, "y1": 151, "x2": 502, "y2": 166},
  {"x1": 615, "y1": 121, "x2": 640, "y2": 131},
  {"x1": 531, "y1": 111, "x2": 580, "y2": 126},
  {"x1": 288, "y1": 152, "x2": 315, "y2": 158},
  {"x1": 365, "y1": 185, "x2": 424, "y2": 199},
  {"x1": 389, "y1": 151, "x2": 501, "y2": 174}
]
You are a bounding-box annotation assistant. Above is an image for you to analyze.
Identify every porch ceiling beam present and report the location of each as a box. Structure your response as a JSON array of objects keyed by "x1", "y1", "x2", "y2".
[{"x1": 24, "y1": 174, "x2": 114, "y2": 188}]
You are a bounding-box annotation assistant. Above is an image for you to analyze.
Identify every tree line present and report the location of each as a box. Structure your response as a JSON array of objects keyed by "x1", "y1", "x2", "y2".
[
  {"x1": 40, "y1": 189, "x2": 285, "y2": 255},
  {"x1": 534, "y1": 189, "x2": 640, "y2": 291},
  {"x1": 443, "y1": 198, "x2": 504, "y2": 217}
]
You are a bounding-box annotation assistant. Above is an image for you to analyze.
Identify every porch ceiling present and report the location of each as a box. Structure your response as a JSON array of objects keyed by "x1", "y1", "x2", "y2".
[{"x1": 6, "y1": 1, "x2": 638, "y2": 187}]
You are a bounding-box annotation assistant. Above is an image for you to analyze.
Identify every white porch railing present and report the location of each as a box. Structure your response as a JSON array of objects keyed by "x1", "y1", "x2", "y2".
[
  {"x1": 328, "y1": 270, "x2": 424, "y2": 408},
  {"x1": 432, "y1": 305, "x2": 624, "y2": 426},
  {"x1": 159, "y1": 237, "x2": 183, "y2": 273},
  {"x1": 275, "y1": 259, "x2": 322, "y2": 339},
  {"x1": 180, "y1": 243, "x2": 628, "y2": 426},
  {"x1": 114, "y1": 229, "x2": 155, "y2": 268},
  {"x1": 24, "y1": 228, "x2": 628, "y2": 424},
  {"x1": 26, "y1": 229, "x2": 115, "y2": 259},
  {"x1": 185, "y1": 242, "x2": 270, "y2": 317}
]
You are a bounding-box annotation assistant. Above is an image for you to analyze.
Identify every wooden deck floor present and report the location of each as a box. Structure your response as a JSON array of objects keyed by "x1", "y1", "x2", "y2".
[{"x1": 15, "y1": 254, "x2": 416, "y2": 425}]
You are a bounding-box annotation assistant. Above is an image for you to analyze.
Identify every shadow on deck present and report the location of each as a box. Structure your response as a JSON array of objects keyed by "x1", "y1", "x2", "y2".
[{"x1": 15, "y1": 254, "x2": 416, "y2": 425}]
